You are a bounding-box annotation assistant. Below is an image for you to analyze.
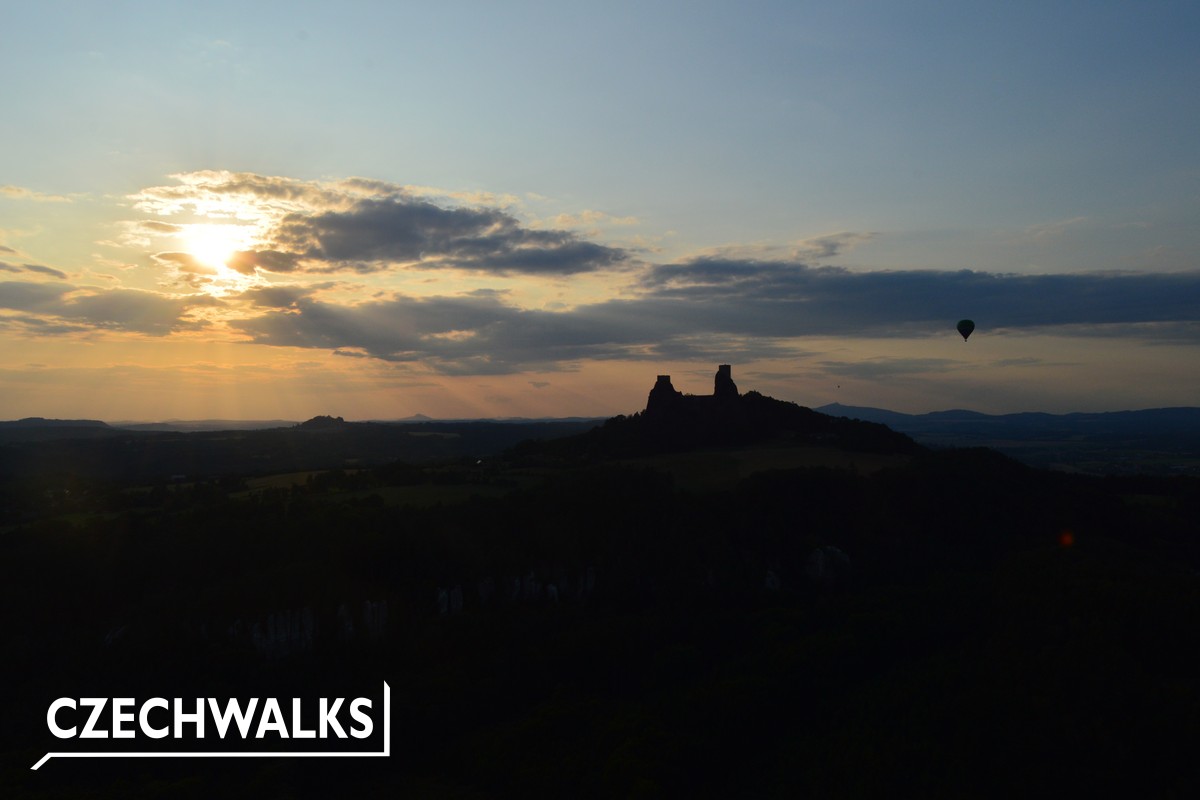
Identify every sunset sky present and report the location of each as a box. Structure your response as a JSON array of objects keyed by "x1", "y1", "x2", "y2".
[{"x1": 2, "y1": 1, "x2": 1198, "y2": 420}]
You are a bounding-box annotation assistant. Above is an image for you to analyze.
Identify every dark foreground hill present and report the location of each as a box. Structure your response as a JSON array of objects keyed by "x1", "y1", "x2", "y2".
[
  {"x1": 510, "y1": 381, "x2": 922, "y2": 464},
  {"x1": 4, "y1": 434, "x2": 1198, "y2": 796},
  {"x1": 3, "y1": 371, "x2": 1199, "y2": 797}
]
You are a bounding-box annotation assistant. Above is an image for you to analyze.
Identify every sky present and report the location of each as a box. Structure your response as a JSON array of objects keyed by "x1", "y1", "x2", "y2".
[{"x1": 2, "y1": 0, "x2": 1198, "y2": 420}]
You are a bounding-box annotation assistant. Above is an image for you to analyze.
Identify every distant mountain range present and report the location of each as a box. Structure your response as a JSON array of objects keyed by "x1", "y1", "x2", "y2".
[
  {"x1": 0, "y1": 417, "x2": 109, "y2": 428},
  {"x1": 816, "y1": 403, "x2": 1200, "y2": 438},
  {"x1": 817, "y1": 403, "x2": 1200, "y2": 475},
  {"x1": 0, "y1": 414, "x2": 606, "y2": 436},
  {"x1": 0, "y1": 417, "x2": 115, "y2": 442},
  {"x1": 4, "y1": 400, "x2": 1200, "y2": 477}
]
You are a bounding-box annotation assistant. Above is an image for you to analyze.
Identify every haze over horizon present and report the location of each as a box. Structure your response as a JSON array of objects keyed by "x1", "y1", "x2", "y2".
[{"x1": 3, "y1": 2, "x2": 1198, "y2": 420}]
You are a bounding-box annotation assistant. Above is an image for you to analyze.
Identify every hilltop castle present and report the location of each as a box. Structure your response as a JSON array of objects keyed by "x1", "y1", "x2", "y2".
[{"x1": 646, "y1": 364, "x2": 740, "y2": 416}]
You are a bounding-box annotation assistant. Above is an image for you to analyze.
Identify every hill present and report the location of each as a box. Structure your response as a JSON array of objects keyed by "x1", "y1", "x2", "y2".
[
  {"x1": 0, "y1": 417, "x2": 113, "y2": 442},
  {"x1": 510, "y1": 367, "x2": 922, "y2": 464},
  {"x1": 819, "y1": 403, "x2": 1200, "y2": 475},
  {"x1": 3, "y1": 369, "x2": 1200, "y2": 796},
  {"x1": 113, "y1": 418, "x2": 300, "y2": 432},
  {"x1": 0, "y1": 418, "x2": 602, "y2": 484}
]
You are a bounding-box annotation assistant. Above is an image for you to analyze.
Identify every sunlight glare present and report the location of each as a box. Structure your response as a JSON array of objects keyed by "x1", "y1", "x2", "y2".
[
  {"x1": 178, "y1": 223, "x2": 263, "y2": 295},
  {"x1": 182, "y1": 223, "x2": 251, "y2": 269}
]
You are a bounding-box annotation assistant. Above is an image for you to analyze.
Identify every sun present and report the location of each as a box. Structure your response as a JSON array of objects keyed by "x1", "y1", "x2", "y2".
[
  {"x1": 177, "y1": 223, "x2": 264, "y2": 295},
  {"x1": 181, "y1": 223, "x2": 251, "y2": 270}
]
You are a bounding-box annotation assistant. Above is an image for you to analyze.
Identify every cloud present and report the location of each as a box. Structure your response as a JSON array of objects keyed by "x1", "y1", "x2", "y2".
[
  {"x1": 132, "y1": 171, "x2": 339, "y2": 218},
  {"x1": 0, "y1": 281, "x2": 70, "y2": 311},
  {"x1": 150, "y1": 252, "x2": 217, "y2": 275},
  {"x1": 0, "y1": 261, "x2": 68, "y2": 280},
  {"x1": 689, "y1": 232, "x2": 874, "y2": 264},
  {"x1": 132, "y1": 172, "x2": 630, "y2": 276},
  {"x1": 22, "y1": 264, "x2": 69, "y2": 280},
  {"x1": 226, "y1": 250, "x2": 303, "y2": 274},
  {"x1": 640, "y1": 259, "x2": 1200, "y2": 335},
  {"x1": 241, "y1": 285, "x2": 312, "y2": 308},
  {"x1": 273, "y1": 197, "x2": 628, "y2": 275},
  {"x1": 0, "y1": 315, "x2": 93, "y2": 335},
  {"x1": 793, "y1": 232, "x2": 876, "y2": 260},
  {"x1": 231, "y1": 292, "x2": 642, "y2": 373},
  {"x1": 0, "y1": 280, "x2": 212, "y2": 336},
  {"x1": 228, "y1": 290, "x2": 813, "y2": 376},
  {"x1": 1021, "y1": 216, "x2": 1088, "y2": 243},
  {"x1": 992, "y1": 357, "x2": 1049, "y2": 368},
  {"x1": 123, "y1": 172, "x2": 1200, "y2": 375},
  {"x1": 138, "y1": 220, "x2": 183, "y2": 233},
  {"x1": 0, "y1": 185, "x2": 73, "y2": 203},
  {"x1": 219, "y1": 254, "x2": 1200, "y2": 375},
  {"x1": 818, "y1": 358, "x2": 962, "y2": 379},
  {"x1": 62, "y1": 290, "x2": 211, "y2": 335},
  {"x1": 552, "y1": 209, "x2": 639, "y2": 228}
]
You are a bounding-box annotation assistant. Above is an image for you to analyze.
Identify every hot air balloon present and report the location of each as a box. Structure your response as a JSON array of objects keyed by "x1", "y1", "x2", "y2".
[{"x1": 956, "y1": 319, "x2": 975, "y2": 341}]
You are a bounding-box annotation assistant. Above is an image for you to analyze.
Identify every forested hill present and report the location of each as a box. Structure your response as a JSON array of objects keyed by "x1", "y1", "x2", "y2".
[
  {"x1": 0, "y1": 418, "x2": 602, "y2": 483},
  {"x1": 509, "y1": 390, "x2": 924, "y2": 462},
  {"x1": 0, "y1": 417, "x2": 112, "y2": 442}
]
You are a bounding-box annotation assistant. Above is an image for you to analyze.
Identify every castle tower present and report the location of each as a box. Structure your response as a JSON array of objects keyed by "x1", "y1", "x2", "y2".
[
  {"x1": 714, "y1": 364, "x2": 739, "y2": 399},
  {"x1": 646, "y1": 375, "x2": 682, "y2": 415}
]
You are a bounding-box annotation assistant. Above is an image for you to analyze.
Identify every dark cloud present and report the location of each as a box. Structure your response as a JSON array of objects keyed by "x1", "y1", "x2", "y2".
[
  {"x1": 241, "y1": 286, "x2": 311, "y2": 308},
  {"x1": 22, "y1": 264, "x2": 68, "y2": 280},
  {"x1": 224, "y1": 258, "x2": 1200, "y2": 375},
  {"x1": 269, "y1": 197, "x2": 628, "y2": 275},
  {"x1": 0, "y1": 315, "x2": 92, "y2": 335},
  {"x1": 232, "y1": 293, "x2": 517, "y2": 363},
  {"x1": 641, "y1": 259, "x2": 1200, "y2": 335},
  {"x1": 237, "y1": 296, "x2": 521, "y2": 370},
  {"x1": 230, "y1": 292, "x2": 804, "y2": 375},
  {"x1": 133, "y1": 172, "x2": 631, "y2": 277},
  {"x1": 0, "y1": 262, "x2": 68, "y2": 280},
  {"x1": 0, "y1": 281, "x2": 71, "y2": 311},
  {"x1": 0, "y1": 280, "x2": 211, "y2": 336},
  {"x1": 226, "y1": 250, "x2": 302, "y2": 275},
  {"x1": 0, "y1": 245, "x2": 16, "y2": 254},
  {"x1": 62, "y1": 290, "x2": 208, "y2": 335}
]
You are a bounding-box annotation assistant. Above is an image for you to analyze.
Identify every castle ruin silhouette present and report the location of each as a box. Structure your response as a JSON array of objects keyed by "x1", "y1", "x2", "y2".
[{"x1": 646, "y1": 364, "x2": 740, "y2": 416}]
